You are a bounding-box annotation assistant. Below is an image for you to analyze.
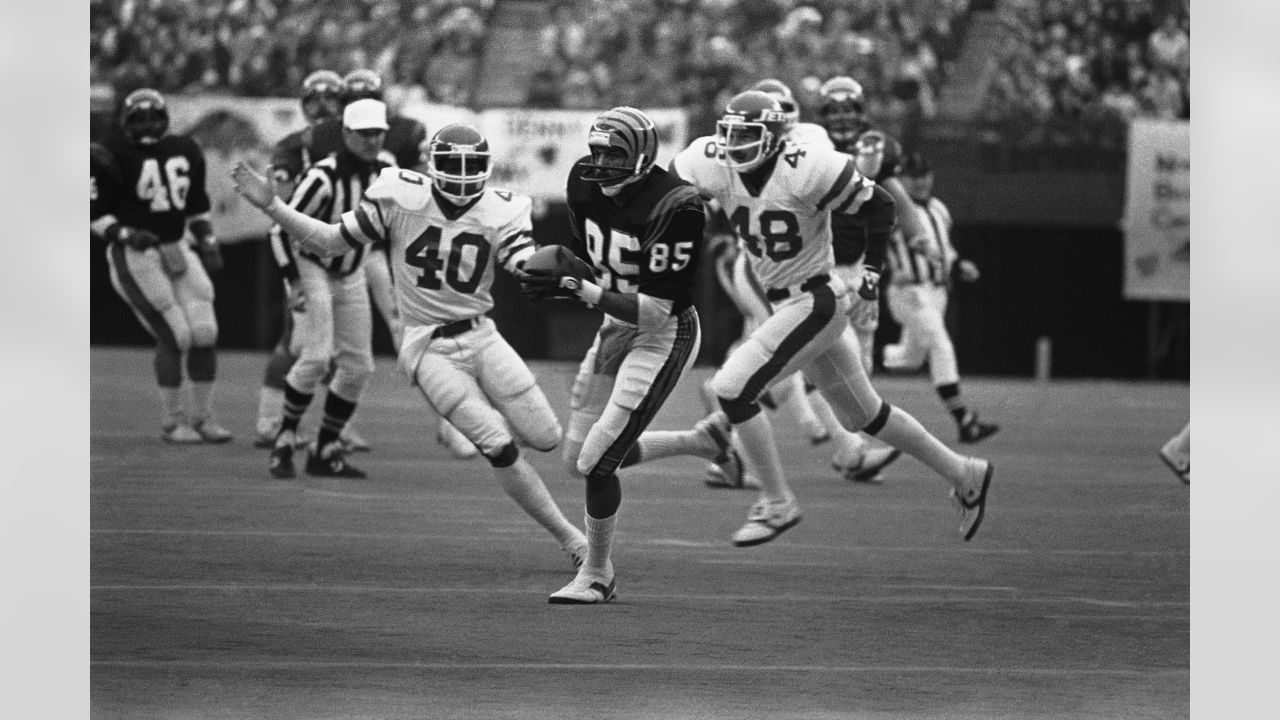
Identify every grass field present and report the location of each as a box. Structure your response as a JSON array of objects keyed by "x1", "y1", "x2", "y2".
[{"x1": 90, "y1": 346, "x2": 1189, "y2": 719}]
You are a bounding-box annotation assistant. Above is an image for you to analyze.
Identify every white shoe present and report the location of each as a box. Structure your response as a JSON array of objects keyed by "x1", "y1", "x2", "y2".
[
  {"x1": 1158, "y1": 444, "x2": 1189, "y2": 484},
  {"x1": 549, "y1": 570, "x2": 617, "y2": 604},
  {"x1": 704, "y1": 460, "x2": 760, "y2": 490},
  {"x1": 193, "y1": 417, "x2": 232, "y2": 443},
  {"x1": 340, "y1": 425, "x2": 371, "y2": 453},
  {"x1": 836, "y1": 444, "x2": 902, "y2": 483},
  {"x1": 949, "y1": 458, "x2": 994, "y2": 541},
  {"x1": 436, "y1": 420, "x2": 478, "y2": 459},
  {"x1": 695, "y1": 412, "x2": 749, "y2": 489},
  {"x1": 254, "y1": 418, "x2": 281, "y2": 448},
  {"x1": 731, "y1": 495, "x2": 802, "y2": 547},
  {"x1": 161, "y1": 423, "x2": 202, "y2": 444}
]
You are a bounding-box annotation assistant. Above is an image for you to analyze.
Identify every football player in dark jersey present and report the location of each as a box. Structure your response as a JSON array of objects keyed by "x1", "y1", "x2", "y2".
[
  {"x1": 518, "y1": 107, "x2": 707, "y2": 604},
  {"x1": 90, "y1": 89, "x2": 232, "y2": 444},
  {"x1": 817, "y1": 75, "x2": 932, "y2": 372},
  {"x1": 255, "y1": 70, "x2": 345, "y2": 448}
]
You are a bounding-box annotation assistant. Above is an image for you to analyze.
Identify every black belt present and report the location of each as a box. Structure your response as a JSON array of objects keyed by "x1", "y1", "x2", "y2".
[
  {"x1": 766, "y1": 273, "x2": 830, "y2": 302},
  {"x1": 431, "y1": 317, "x2": 480, "y2": 339}
]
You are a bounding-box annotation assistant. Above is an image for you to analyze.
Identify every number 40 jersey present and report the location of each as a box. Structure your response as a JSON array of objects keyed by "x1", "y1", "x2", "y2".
[{"x1": 338, "y1": 167, "x2": 535, "y2": 326}]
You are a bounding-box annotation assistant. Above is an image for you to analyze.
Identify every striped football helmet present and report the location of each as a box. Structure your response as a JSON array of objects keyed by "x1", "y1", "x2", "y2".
[
  {"x1": 581, "y1": 106, "x2": 659, "y2": 189},
  {"x1": 817, "y1": 76, "x2": 867, "y2": 147},
  {"x1": 300, "y1": 70, "x2": 343, "y2": 124},
  {"x1": 120, "y1": 88, "x2": 170, "y2": 146}
]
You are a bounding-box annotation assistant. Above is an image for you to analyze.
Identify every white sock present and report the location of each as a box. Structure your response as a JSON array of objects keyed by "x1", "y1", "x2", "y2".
[
  {"x1": 583, "y1": 511, "x2": 616, "y2": 578},
  {"x1": 258, "y1": 387, "x2": 284, "y2": 425},
  {"x1": 808, "y1": 388, "x2": 866, "y2": 459},
  {"x1": 772, "y1": 374, "x2": 825, "y2": 441},
  {"x1": 875, "y1": 406, "x2": 969, "y2": 488},
  {"x1": 732, "y1": 412, "x2": 791, "y2": 501},
  {"x1": 635, "y1": 429, "x2": 717, "y2": 463},
  {"x1": 159, "y1": 387, "x2": 184, "y2": 427},
  {"x1": 190, "y1": 381, "x2": 215, "y2": 422},
  {"x1": 494, "y1": 457, "x2": 585, "y2": 549}
]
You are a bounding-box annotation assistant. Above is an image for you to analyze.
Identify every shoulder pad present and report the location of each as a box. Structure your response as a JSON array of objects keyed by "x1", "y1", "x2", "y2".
[{"x1": 365, "y1": 166, "x2": 432, "y2": 211}]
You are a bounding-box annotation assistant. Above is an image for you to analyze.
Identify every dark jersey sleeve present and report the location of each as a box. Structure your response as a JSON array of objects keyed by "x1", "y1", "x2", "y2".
[
  {"x1": 180, "y1": 136, "x2": 212, "y2": 217},
  {"x1": 270, "y1": 130, "x2": 309, "y2": 184},
  {"x1": 564, "y1": 157, "x2": 593, "y2": 263},
  {"x1": 636, "y1": 183, "x2": 704, "y2": 303},
  {"x1": 90, "y1": 143, "x2": 122, "y2": 221}
]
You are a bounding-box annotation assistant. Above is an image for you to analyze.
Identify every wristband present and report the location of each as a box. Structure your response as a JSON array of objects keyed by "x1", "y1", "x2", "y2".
[
  {"x1": 578, "y1": 280, "x2": 604, "y2": 306},
  {"x1": 189, "y1": 218, "x2": 214, "y2": 243}
]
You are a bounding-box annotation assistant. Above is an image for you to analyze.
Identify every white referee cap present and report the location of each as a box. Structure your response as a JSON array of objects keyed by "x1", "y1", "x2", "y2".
[{"x1": 343, "y1": 99, "x2": 389, "y2": 131}]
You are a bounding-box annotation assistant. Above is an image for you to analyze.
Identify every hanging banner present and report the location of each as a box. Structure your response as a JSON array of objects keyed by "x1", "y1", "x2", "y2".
[
  {"x1": 478, "y1": 108, "x2": 688, "y2": 202},
  {"x1": 1121, "y1": 118, "x2": 1189, "y2": 301}
]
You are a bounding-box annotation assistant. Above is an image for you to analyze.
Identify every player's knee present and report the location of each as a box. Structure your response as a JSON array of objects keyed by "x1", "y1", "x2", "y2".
[
  {"x1": 717, "y1": 395, "x2": 761, "y2": 425},
  {"x1": 562, "y1": 444, "x2": 586, "y2": 478},
  {"x1": 329, "y1": 370, "x2": 369, "y2": 403},
  {"x1": 485, "y1": 442, "x2": 520, "y2": 468},
  {"x1": 189, "y1": 321, "x2": 217, "y2": 348}
]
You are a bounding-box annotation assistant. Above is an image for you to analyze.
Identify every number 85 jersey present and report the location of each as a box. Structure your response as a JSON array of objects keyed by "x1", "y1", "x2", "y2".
[
  {"x1": 339, "y1": 167, "x2": 535, "y2": 326},
  {"x1": 671, "y1": 135, "x2": 874, "y2": 292},
  {"x1": 565, "y1": 157, "x2": 705, "y2": 313}
]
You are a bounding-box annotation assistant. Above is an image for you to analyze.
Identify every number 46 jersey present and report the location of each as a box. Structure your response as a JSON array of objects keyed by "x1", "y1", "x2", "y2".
[
  {"x1": 671, "y1": 135, "x2": 874, "y2": 293},
  {"x1": 338, "y1": 167, "x2": 535, "y2": 326}
]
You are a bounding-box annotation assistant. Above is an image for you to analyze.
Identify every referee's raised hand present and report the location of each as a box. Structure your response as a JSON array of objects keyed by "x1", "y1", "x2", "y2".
[{"x1": 232, "y1": 162, "x2": 278, "y2": 211}]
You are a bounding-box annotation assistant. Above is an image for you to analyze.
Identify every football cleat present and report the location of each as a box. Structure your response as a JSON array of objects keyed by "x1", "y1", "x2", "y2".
[
  {"x1": 340, "y1": 424, "x2": 371, "y2": 453},
  {"x1": 193, "y1": 418, "x2": 232, "y2": 444},
  {"x1": 549, "y1": 571, "x2": 617, "y2": 605},
  {"x1": 305, "y1": 441, "x2": 367, "y2": 479},
  {"x1": 695, "y1": 412, "x2": 749, "y2": 489},
  {"x1": 949, "y1": 458, "x2": 994, "y2": 541},
  {"x1": 838, "y1": 445, "x2": 903, "y2": 483},
  {"x1": 959, "y1": 413, "x2": 1000, "y2": 444},
  {"x1": 254, "y1": 418, "x2": 281, "y2": 449},
  {"x1": 731, "y1": 495, "x2": 802, "y2": 547},
  {"x1": 161, "y1": 423, "x2": 202, "y2": 444},
  {"x1": 268, "y1": 435, "x2": 296, "y2": 479},
  {"x1": 704, "y1": 458, "x2": 761, "y2": 490},
  {"x1": 1158, "y1": 445, "x2": 1189, "y2": 484}
]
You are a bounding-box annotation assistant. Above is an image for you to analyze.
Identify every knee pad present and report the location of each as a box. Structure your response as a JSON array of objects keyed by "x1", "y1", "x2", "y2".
[
  {"x1": 287, "y1": 357, "x2": 330, "y2": 393},
  {"x1": 718, "y1": 395, "x2": 761, "y2": 425},
  {"x1": 485, "y1": 442, "x2": 520, "y2": 468},
  {"x1": 329, "y1": 370, "x2": 369, "y2": 404}
]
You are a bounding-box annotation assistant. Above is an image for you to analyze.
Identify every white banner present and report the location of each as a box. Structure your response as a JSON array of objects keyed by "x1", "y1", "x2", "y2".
[
  {"x1": 478, "y1": 108, "x2": 689, "y2": 202},
  {"x1": 1121, "y1": 119, "x2": 1189, "y2": 301},
  {"x1": 161, "y1": 97, "x2": 689, "y2": 240}
]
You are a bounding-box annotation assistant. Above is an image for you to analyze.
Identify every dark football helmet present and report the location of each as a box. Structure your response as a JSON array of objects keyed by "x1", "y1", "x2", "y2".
[
  {"x1": 300, "y1": 70, "x2": 343, "y2": 124},
  {"x1": 817, "y1": 76, "x2": 867, "y2": 147},
  {"x1": 426, "y1": 124, "x2": 491, "y2": 204},
  {"x1": 120, "y1": 88, "x2": 170, "y2": 146},
  {"x1": 580, "y1": 106, "x2": 660, "y2": 189},
  {"x1": 341, "y1": 69, "x2": 384, "y2": 104},
  {"x1": 749, "y1": 78, "x2": 799, "y2": 129},
  {"x1": 716, "y1": 90, "x2": 788, "y2": 171}
]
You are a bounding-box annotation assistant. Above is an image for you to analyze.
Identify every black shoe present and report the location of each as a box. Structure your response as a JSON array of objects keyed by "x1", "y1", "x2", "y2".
[
  {"x1": 959, "y1": 414, "x2": 1000, "y2": 444},
  {"x1": 305, "y1": 441, "x2": 367, "y2": 478},
  {"x1": 268, "y1": 442, "x2": 295, "y2": 479}
]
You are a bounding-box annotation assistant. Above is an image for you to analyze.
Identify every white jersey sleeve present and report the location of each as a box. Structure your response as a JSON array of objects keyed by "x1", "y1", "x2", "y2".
[
  {"x1": 786, "y1": 122, "x2": 833, "y2": 149},
  {"x1": 490, "y1": 192, "x2": 536, "y2": 274},
  {"x1": 800, "y1": 145, "x2": 875, "y2": 217},
  {"x1": 670, "y1": 135, "x2": 729, "y2": 200},
  {"x1": 339, "y1": 166, "x2": 429, "y2": 247}
]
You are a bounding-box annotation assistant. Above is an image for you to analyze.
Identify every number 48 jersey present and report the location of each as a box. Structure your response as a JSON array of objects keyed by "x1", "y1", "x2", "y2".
[
  {"x1": 339, "y1": 167, "x2": 535, "y2": 326},
  {"x1": 671, "y1": 135, "x2": 874, "y2": 292}
]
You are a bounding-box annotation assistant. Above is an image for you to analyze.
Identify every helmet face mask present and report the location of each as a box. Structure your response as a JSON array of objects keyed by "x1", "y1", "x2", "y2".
[
  {"x1": 580, "y1": 107, "x2": 659, "y2": 193},
  {"x1": 716, "y1": 91, "x2": 787, "y2": 171},
  {"x1": 427, "y1": 124, "x2": 491, "y2": 204},
  {"x1": 121, "y1": 88, "x2": 169, "y2": 146},
  {"x1": 818, "y1": 76, "x2": 867, "y2": 145},
  {"x1": 301, "y1": 70, "x2": 343, "y2": 124}
]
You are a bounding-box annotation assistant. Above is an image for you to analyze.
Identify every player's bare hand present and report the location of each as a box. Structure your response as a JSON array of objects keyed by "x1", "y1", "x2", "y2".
[
  {"x1": 232, "y1": 162, "x2": 277, "y2": 210},
  {"x1": 955, "y1": 259, "x2": 980, "y2": 283},
  {"x1": 856, "y1": 266, "x2": 881, "y2": 301}
]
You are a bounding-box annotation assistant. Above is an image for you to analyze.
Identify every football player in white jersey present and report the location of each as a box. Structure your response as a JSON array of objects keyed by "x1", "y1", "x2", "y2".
[
  {"x1": 621, "y1": 91, "x2": 995, "y2": 546},
  {"x1": 516, "y1": 107, "x2": 708, "y2": 604},
  {"x1": 232, "y1": 124, "x2": 589, "y2": 570}
]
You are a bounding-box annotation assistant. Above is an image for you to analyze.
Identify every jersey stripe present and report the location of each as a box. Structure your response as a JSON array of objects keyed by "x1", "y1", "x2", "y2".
[
  {"x1": 815, "y1": 157, "x2": 856, "y2": 211},
  {"x1": 354, "y1": 204, "x2": 385, "y2": 244},
  {"x1": 642, "y1": 185, "x2": 701, "y2": 251},
  {"x1": 832, "y1": 179, "x2": 872, "y2": 215}
]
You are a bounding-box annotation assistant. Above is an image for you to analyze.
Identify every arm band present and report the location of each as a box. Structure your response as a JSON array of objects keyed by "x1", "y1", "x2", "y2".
[
  {"x1": 578, "y1": 280, "x2": 604, "y2": 306},
  {"x1": 188, "y1": 216, "x2": 214, "y2": 243}
]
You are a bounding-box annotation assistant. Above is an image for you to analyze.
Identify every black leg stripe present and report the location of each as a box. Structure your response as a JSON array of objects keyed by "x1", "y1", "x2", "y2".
[
  {"x1": 109, "y1": 243, "x2": 179, "y2": 350},
  {"x1": 862, "y1": 401, "x2": 892, "y2": 435},
  {"x1": 593, "y1": 307, "x2": 699, "y2": 476},
  {"x1": 736, "y1": 285, "x2": 836, "y2": 403}
]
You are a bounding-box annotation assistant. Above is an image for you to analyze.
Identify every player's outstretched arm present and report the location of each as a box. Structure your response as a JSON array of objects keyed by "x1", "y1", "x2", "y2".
[{"x1": 231, "y1": 162, "x2": 351, "y2": 258}]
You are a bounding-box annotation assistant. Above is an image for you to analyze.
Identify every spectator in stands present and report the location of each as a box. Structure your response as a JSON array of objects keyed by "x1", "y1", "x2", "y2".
[
  {"x1": 1147, "y1": 12, "x2": 1189, "y2": 75},
  {"x1": 1138, "y1": 65, "x2": 1186, "y2": 120}
]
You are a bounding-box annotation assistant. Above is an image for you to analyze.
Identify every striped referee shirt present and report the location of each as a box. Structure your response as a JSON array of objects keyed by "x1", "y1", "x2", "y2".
[
  {"x1": 275, "y1": 150, "x2": 388, "y2": 278},
  {"x1": 887, "y1": 196, "x2": 957, "y2": 286}
]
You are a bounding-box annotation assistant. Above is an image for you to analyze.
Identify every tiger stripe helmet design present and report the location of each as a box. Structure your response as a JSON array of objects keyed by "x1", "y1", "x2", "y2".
[
  {"x1": 817, "y1": 76, "x2": 867, "y2": 146},
  {"x1": 581, "y1": 106, "x2": 660, "y2": 187},
  {"x1": 300, "y1": 69, "x2": 344, "y2": 124},
  {"x1": 120, "y1": 88, "x2": 170, "y2": 146},
  {"x1": 342, "y1": 69, "x2": 384, "y2": 103}
]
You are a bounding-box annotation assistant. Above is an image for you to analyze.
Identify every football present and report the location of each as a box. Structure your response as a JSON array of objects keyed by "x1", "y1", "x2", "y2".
[{"x1": 522, "y1": 244, "x2": 579, "y2": 276}]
